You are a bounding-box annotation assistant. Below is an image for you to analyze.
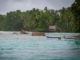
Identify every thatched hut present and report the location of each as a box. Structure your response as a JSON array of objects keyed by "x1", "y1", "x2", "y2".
[
  {"x1": 32, "y1": 32, "x2": 45, "y2": 36},
  {"x1": 49, "y1": 25, "x2": 56, "y2": 32}
]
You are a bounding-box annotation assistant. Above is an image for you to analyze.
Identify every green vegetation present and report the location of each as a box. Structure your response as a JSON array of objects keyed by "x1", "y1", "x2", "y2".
[
  {"x1": 71, "y1": 0, "x2": 80, "y2": 33},
  {"x1": 0, "y1": 0, "x2": 80, "y2": 32}
]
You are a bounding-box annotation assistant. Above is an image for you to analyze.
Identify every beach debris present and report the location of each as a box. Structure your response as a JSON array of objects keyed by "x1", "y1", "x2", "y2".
[
  {"x1": 37, "y1": 44, "x2": 39, "y2": 45},
  {"x1": 20, "y1": 29, "x2": 28, "y2": 34}
]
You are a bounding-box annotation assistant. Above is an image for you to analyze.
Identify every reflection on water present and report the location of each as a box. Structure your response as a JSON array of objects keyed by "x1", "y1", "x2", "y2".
[{"x1": 0, "y1": 37, "x2": 80, "y2": 60}]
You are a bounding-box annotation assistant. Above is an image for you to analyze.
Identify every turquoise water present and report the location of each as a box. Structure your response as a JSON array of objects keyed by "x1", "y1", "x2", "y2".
[{"x1": 0, "y1": 37, "x2": 80, "y2": 60}]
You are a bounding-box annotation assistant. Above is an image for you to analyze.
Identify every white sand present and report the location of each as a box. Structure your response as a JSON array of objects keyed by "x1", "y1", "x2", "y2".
[
  {"x1": 0, "y1": 33, "x2": 79, "y2": 38},
  {"x1": 0, "y1": 31, "x2": 79, "y2": 38}
]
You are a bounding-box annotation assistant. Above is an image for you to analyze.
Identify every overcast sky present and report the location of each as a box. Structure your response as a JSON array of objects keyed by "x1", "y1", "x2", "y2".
[{"x1": 0, "y1": 0, "x2": 75, "y2": 15}]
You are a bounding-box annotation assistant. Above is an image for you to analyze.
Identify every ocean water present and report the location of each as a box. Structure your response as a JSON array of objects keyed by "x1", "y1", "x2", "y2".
[
  {"x1": 0, "y1": 37, "x2": 80, "y2": 60},
  {"x1": 0, "y1": 31, "x2": 80, "y2": 60}
]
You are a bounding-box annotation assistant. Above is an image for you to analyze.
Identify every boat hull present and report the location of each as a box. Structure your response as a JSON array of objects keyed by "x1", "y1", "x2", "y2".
[
  {"x1": 46, "y1": 36, "x2": 61, "y2": 39},
  {"x1": 61, "y1": 37, "x2": 77, "y2": 40},
  {"x1": 46, "y1": 36, "x2": 77, "y2": 40}
]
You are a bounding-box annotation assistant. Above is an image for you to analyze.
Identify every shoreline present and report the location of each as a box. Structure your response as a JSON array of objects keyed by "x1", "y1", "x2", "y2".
[
  {"x1": 0, "y1": 32, "x2": 80, "y2": 38},
  {"x1": 0, "y1": 31, "x2": 80, "y2": 39}
]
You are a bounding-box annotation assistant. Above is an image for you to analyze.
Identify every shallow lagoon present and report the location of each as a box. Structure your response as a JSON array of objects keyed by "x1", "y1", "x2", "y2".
[{"x1": 0, "y1": 32, "x2": 80, "y2": 60}]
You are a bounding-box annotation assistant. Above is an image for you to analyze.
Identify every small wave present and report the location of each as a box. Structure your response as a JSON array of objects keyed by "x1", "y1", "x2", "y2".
[{"x1": 0, "y1": 48, "x2": 14, "y2": 50}]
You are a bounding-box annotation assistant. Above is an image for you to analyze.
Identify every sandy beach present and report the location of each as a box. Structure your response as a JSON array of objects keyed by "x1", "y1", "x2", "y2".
[{"x1": 0, "y1": 31, "x2": 79, "y2": 39}]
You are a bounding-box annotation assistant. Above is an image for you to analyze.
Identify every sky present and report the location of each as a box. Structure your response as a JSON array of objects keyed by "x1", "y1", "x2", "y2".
[{"x1": 0, "y1": 0, "x2": 75, "y2": 15}]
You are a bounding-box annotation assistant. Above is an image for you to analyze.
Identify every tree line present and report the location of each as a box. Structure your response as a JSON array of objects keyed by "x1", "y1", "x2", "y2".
[{"x1": 0, "y1": 0, "x2": 80, "y2": 32}]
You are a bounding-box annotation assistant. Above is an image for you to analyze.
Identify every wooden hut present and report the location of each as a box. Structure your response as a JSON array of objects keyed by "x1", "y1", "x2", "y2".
[
  {"x1": 32, "y1": 32, "x2": 45, "y2": 36},
  {"x1": 49, "y1": 25, "x2": 56, "y2": 32}
]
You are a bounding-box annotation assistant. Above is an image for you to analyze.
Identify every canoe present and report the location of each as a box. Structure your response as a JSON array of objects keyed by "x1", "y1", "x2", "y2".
[{"x1": 46, "y1": 36, "x2": 61, "y2": 39}]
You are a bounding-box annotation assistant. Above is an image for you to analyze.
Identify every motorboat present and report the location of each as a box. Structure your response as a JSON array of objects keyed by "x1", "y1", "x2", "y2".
[
  {"x1": 46, "y1": 36, "x2": 61, "y2": 39},
  {"x1": 46, "y1": 36, "x2": 77, "y2": 40},
  {"x1": 61, "y1": 37, "x2": 77, "y2": 40}
]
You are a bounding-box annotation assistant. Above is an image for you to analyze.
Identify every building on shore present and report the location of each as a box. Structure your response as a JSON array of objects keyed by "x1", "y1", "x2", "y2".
[{"x1": 49, "y1": 25, "x2": 56, "y2": 32}]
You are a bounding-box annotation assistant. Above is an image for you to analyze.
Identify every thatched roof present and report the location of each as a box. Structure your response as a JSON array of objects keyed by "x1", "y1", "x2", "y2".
[{"x1": 49, "y1": 25, "x2": 56, "y2": 31}]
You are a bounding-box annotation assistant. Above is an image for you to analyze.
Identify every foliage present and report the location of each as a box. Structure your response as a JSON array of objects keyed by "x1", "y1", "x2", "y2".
[
  {"x1": 0, "y1": 5, "x2": 77, "y2": 32},
  {"x1": 0, "y1": 10, "x2": 23, "y2": 31},
  {"x1": 0, "y1": 15, "x2": 5, "y2": 30},
  {"x1": 71, "y1": 0, "x2": 80, "y2": 32}
]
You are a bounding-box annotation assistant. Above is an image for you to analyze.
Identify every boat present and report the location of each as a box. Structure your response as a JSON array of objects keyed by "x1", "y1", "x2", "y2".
[
  {"x1": 46, "y1": 36, "x2": 61, "y2": 39},
  {"x1": 61, "y1": 37, "x2": 77, "y2": 40},
  {"x1": 46, "y1": 36, "x2": 77, "y2": 40}
]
